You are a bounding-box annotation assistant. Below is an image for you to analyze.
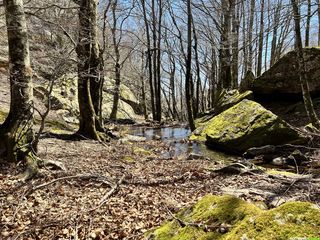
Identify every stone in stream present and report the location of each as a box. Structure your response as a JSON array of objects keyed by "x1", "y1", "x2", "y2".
[
  {"x1": 190, "y1": 100, "x2": 306, "y2": 154},
  {"x1": 120, "y1": 134, "x2": 146, "y2": 142},
  {"x1": 187, "y1": 153, "x2": 203, "y2": 160}
]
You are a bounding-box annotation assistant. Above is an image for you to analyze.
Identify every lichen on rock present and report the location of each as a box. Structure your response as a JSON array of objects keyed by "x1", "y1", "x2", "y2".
[
  {"x1": 191, "y1": 99, "x2": 305, "y2": 153},
  {"x1": 0, "y1": 109, "x2": 8, "y2": 123}
]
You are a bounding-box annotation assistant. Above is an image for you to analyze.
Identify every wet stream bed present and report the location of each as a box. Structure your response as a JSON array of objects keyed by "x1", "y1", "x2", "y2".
[
  {"x1": 129, "y1": 126, "x2": 238, "y2": 163},
  {"x1": 128, "y1": 125, "x2": 320, "y2": 174}
]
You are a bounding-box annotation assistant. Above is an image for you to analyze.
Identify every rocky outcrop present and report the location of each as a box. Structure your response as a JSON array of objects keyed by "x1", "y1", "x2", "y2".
[
  {"x1": 147, "y1": 195, "x2": 320, "y2": 240},
  {"x1": 190, "y1": 100, "x2": 305, "y2": 153},
  {"x1": 34, "y1": 74, "x2": 142, "y2": 122},
  {"x1": 104, "y1": 79, "x2": 144, "y2": 115},
  {"x1": 252, "y1": 47, "x2": 320, "y2": 100}
]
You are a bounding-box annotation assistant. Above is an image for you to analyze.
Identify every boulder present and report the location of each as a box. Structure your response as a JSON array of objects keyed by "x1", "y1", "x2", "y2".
[
  {"x1": 190, "y1": 99, "x2": 305, "y2": 153},
  {"x1": 252, "y1": 47, "x2": 320, "y2": 100},
  {"x1": 33, "y1": 74, "x2": 142, "y2": 120},
  {"x1": 215, "y1": 89, "x2": 253, "y2": 114},
  {"x1": 147, "y1": 195, "x2": 320, "y2": 240},
  {"x1": 194, "y1": 90, "x2": 253, "y2": 127},
  {"x1": 105, "y1": 79, "x2": 144, "y2": 115}
]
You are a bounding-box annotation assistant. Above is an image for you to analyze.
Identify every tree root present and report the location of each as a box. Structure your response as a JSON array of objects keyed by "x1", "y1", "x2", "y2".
[{"x1": 21, "y1": 153, "x2": 66, "y2": 181}]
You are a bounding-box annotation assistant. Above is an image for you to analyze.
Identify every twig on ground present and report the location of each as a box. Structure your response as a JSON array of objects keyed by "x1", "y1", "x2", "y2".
[
  {"x1": 89, "y1": 174, "x2": 126, "y2": 211},
  {"x1": 26, "y1": 174, "x2": 113, "y2": 196}
]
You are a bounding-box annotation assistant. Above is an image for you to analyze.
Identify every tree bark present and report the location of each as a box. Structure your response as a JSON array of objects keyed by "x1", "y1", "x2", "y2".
[
  {"x1": 76, "y1": 0, "x2": 101, "y2": 140},
  {"x1": 257, "y1": 0, "x2": 265, "y2": 76},
  {"x1": 231, "y1": 0, "x2": 239, "y2": 87},
  {"x1": 0, "y1": 0, "x2": 35, "y2": 164},
  {"x1": 220, "y1": 0, "x2": 233, "y2": 89},
  {"x1": 318, "y1": 0, "x2": 320, "y2": 46},
  {"x1": 247, "y1": 0, "x2": 255, "y2": 71},
  {"x1": 186, "y1": 0, "x2": 195, "y2": 131},
  {"x1": 141, "y1": 0, "x2": 155, "y2": 120},
  {"x1": 110, "y1": 0, "x2": 121, "y2": 120},
  {"x1": 305, "y1": 0, "x2": 311, "y2": 47}
]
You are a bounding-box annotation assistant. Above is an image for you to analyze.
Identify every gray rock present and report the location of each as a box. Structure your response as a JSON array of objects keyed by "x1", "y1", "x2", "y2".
[{"x1": 253, "y1": 48, "x2": 320, "y2": 99}]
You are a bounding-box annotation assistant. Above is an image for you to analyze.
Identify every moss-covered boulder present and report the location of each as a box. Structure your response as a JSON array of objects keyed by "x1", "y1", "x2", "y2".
[
  {"x1": 190, "y1": 100, "x2": 305, "y2": 153},
  {"x1": 253, "y1": 47, "x2": 320, "y2": 100},
  {"x1": 147, "y1": 195, "x2": 320, "y2": 240},
  {"x1": 215, "y1": 89, "x2": 253, "y2": 114}
]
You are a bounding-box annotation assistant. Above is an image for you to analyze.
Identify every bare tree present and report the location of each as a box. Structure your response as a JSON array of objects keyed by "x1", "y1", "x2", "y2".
[
  {"x1": 75, "y1": 0, "x2": 103, "y2": 140},
  {"x1": 186, "y1": 0, "x2": 195, "y2": 130},
  {"x1": 0, "y1": 0, "x2": 38, "y2": 174}
]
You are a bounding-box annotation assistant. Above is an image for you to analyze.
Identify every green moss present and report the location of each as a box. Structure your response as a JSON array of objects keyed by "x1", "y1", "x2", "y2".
[
  {"x1": 215, "y1": 90, "x2": 253, "y2": 113},
  {"x1": 151, "y1": 221, "x2": 204, "y2": 240},
  {"x1": 178, "y1": 195, "x2": 261, "y2": 224},
  {"x1": 266, "y1": 169, "x2": 299, "y2": 177},
  {"x1": 123, "y1": 155, "x2": 135, "y2": 163},
  {"x1": 0, "y1": 109, "x2": 8, "y2": 123},
  {"x1": 133, "y1": 147, "x2": 152, "y2": 155},
  {"x1": 228, "y1": 202, "x2": 320, "y2": 239},
  {"x1": 191, "y1": 100, "x2": 305, "y2": 153},
  {"x1": 148, "y1": 195, "x2": 320, "y2": 240}
]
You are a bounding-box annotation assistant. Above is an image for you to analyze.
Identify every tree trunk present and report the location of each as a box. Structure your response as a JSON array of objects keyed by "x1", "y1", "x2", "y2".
[
  {"x1": 141, "y1": 0, "x2": 155, "y2": 120},
  {"x1": 220, "y1": 0, "x2": 233, "y2": 89},
  {"x1": 270, "y1": 1, "x2": 281, "y2": 66},
  {"x1": 192, "y1": 19, "x2": 201, "y2": 116},
  {"x1": 247, "y1": 0, "x2": 255, "y2": 71},
  {"x1": 257, "y1": 0, "x2": 265, "y2": 76},
  {"x1": 318, "y1": 0, "x2": 320, "y2": 46},
  {"x1": 140, "y1": 52, "x2": 148, "y2": 120},
  {"x1": 76, "y1": 0, "x2": 100, "y2": 140},
  {"x1": 291, "y1": 0, "x2": 320, "y2": 129},
  {"x1": 186, "y1": 0, "x2": 195, "y2": 131},
  {"x1": 305, "y1": 0, "x2": 311, "y2": 47},
  {"x1": 0, "y1": 0, "x2": 35, "y2": 165},
  {"x1": 231, "y1": 0, "x2": 239, "y2": 87},
  {"x1": 110, "y1": 0, "x2": 121, "y2": 120},
  {"x1": 155, "y1": 0, "x2": 163, "y2": 121},
  {"x1": 169, "y1": 56, "x2": 179, "y2": 120}
]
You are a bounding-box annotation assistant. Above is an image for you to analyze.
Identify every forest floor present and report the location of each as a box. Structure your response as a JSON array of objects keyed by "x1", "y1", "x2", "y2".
[
  {"x1": 0, "y1": 131, "x2": 320, "y2": 240},
  {"x1": 0, "y1": 76, "x2": 320, "y2": 239}
]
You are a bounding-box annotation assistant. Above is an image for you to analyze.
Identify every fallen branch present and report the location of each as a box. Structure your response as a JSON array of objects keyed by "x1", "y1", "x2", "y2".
[
  {"x1": 89, "y1": 174, "x2": 126, "y2": 211},
  {"x1": 26, "y1": 174, "x2": 113, "y2": 196}
]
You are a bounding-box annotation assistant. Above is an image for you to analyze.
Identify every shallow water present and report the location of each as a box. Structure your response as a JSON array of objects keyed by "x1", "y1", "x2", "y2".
[{"x1": 130, "y1": 126, "x2": 236, "y2": 162}]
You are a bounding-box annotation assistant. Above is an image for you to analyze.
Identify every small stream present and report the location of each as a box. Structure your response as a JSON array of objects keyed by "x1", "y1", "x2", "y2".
[{"x1": 130, "y1": 126, "x2": 237, "y2": 162}]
